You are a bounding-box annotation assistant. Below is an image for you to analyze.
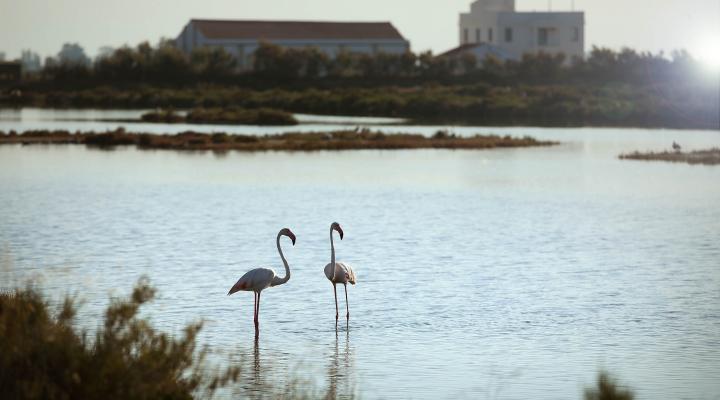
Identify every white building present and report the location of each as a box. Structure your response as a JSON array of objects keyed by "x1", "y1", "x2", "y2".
[
  {"x1": 175, "y1": 19, "x2": 410, "y2": 69},
  {"x1": 457, "y1": 0, "x2": 584, "y2": 61}
]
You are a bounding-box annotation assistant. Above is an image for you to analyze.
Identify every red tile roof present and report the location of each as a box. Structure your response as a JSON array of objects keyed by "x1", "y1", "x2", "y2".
[
  {"x1": 190, "y1": 19, "x2": 407, "y2": 41},
  {"x1": 438, "y1": 43, "x2": 484, "y2": 57}
]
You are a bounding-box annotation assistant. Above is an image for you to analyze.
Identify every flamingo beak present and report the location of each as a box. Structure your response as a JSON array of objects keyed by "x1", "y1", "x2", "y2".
[
  {"x1": 337, "y1": 226, "x2": 344, "y2": 240},
  {"x1": 289, "y1": 232, "x2": 296, "y2": 245}
]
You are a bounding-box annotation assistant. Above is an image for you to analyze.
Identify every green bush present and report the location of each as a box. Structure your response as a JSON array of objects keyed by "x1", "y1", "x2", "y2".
[{"x1": 0, "y1": 278, "x2": 238, "y2": 399}]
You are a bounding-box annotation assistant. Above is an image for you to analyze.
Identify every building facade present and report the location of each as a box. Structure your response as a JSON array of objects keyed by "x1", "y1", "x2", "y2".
[
  {"x1": 176, "y1": 20, "x2": 410, "y2": 69},
  {"x1": 438, "y1": 43, "x2": 512, "y2": 69},
  {"x1": 459, "y1": 0, "x2": 584, "y2": 61}
]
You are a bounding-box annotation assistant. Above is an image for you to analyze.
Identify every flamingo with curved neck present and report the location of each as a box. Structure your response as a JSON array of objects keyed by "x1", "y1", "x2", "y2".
[
  {"x1": 271, "y1": 229, "x2": 292, "y2": 286},
  {"x1": 324, "y1": 222, "x2": 356, "y2": 320},
  {"x1": 228, "y1": 228, "x2": 296, "y2": 334}
]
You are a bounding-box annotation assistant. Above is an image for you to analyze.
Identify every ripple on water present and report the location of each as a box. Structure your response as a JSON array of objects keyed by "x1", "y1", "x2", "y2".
[{"x1": 1, "y1": 124, "x2": 720, "y2": 399}]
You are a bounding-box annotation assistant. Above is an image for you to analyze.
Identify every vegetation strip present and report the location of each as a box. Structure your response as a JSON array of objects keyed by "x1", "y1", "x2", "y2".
[
  {"x1": 141, "y1": 107, "x2": 298, "y2": 126},
  {"x1": 0, "y1": 129, "x2": 557, "y2": 151},
  {"x1": 619, "y1": 149, "x2": 720, "y2": 165},
  {"x1": 4, "y1": 83, "x2": 718, "y2": 130},
  {"x1": 3, "y1": 44, "x2": 718, "y2": 130}
]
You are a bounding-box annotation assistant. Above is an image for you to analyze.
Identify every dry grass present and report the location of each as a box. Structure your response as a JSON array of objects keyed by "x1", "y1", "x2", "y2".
[
  {"x1": 619, "y1": 148, "x2": 720, "y2": 165},
  {"x1": 0, "y1": 128, "x2": 558, "y2": 152}
]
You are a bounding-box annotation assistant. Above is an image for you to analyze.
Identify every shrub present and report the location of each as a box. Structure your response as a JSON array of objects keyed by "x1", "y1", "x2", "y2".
[
  {"x1": 138, "y1": 133, "x2": 154, "y2": 147},
  {"x1": 211, "y1": 133, "x2": 229, "y2": 144},
  {"x1": 84, "y1": 131, "x2": 136, "y2": 147},
  {"x1": 585, "y1": 371, "x2": 634, "y2": 400},
  {"x1": 0, "y1": 278, "x2": 239, "y2": 399},
  {"x1": 432, "y1": 129, "x2": 452, "y2": 139}
]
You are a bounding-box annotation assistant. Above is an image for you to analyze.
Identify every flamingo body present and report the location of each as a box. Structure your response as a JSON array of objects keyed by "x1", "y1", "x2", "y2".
[
  {"x1": 324, "y1": 262, "x2": 356, "y2": 285},
  {"x1": 228, "y1": 267, "x2": 276, "y2": 295}
]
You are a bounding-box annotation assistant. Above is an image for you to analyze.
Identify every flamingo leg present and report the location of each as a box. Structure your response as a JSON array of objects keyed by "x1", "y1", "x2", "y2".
[
  {"x1": 344, "y1": 283, "x2": 350, "y2": 320},
  {"x1": 255, "y1": 291, "x2": 262, "y2": 332},
  {"x1": 253, "y1": 292, "x2": 258, "y2": 329},
  {"x1": 333, "y1": 284, "x2": 339, "y2": 320}
]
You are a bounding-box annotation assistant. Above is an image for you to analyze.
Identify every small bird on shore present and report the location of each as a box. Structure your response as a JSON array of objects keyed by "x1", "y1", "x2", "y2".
[
  {"x1": 672, "y1": 141, "x2": 682, "y2": 152},
  {"x1": 228, "y1": 228, "x2": 296, "y2": 334},
  {"x1": 324, "y1": 222, "x2": 356, "y2": 321}
]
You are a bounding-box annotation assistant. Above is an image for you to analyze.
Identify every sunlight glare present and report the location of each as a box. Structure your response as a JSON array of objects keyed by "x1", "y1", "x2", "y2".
[{"x1": 693, "y1": 35, "x2": 720, "y2": 71}]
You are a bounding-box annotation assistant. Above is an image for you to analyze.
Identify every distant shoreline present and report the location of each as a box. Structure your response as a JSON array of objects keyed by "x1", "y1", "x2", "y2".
[
  {"x1": 619, "y1": 149, "x2": 720, "y2": 166},
  {"x1": 0, "y1": 129, "x2": 558, "y2": 152},
  {"x1": 1, "y1": 105, "x2": 718, "y2": 131},
  {"x1": 2, "y1": 82, "x2": 718, "y2": 130}
]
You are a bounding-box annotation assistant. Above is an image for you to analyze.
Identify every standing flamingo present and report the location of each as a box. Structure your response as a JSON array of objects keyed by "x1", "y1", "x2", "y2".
[
  {"x1": 324, "y1": 222, "x2": 356, "y2": 320},
  {"x1": 228, "y1": 228, "x2": 296, "y2": 333}
]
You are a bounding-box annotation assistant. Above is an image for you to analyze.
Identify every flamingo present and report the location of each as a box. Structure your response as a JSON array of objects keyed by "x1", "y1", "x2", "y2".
[
  {"x1": 324, "y1": 222, "x2": 356, "y2": 320},
  {"x1": 228, "y1": 228, "x2": 296, "y2": 333}
]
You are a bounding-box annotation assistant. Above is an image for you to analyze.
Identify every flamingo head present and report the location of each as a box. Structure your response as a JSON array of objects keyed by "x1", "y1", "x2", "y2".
[
  {"x1": 331, "y1": 222, "x2": 344, "y2": 240},
  {"x1": 280, "y1": 228, "x2": 296, "y2": 245}
]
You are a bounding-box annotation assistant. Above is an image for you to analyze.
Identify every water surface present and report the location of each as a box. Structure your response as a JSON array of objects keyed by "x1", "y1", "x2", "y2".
[{"x1": 1, "y1": 110, "x2": 719, "y2": 399}]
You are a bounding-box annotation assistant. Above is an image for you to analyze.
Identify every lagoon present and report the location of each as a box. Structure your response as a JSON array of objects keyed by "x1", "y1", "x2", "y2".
[{"x1": 1, "y1": 109, "x2": 719, "y2": 399}]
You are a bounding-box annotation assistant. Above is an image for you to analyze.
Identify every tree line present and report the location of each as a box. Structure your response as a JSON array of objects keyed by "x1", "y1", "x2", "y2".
[{"x1": 16, "y1": 40, "x2": 715, "y2": 88}]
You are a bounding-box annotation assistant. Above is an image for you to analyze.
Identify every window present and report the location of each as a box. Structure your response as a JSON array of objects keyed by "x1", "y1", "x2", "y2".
[
  {"x1": 488, "y1": 28, "x2": 493, "y2": 42},
  {"x1": 538, "y1": 28, "x2": 549, "y2": 46},
  {"x1": 572, "y1": 27, "x2": 580, "y2": 42},
  {"x1": 475, "y1": 28, "x2": 481, "y2": 43},
  {"x1": 505, "y1": 27, "x2": 513, "y2": 42},
  {"x1": 463, "y1": 28, "x2": 469, "y2": 44}
]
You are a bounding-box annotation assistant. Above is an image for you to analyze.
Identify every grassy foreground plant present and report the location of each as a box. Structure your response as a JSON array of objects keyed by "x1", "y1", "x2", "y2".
[
  {"x1": 585, "y1": 371, "x2": 634, "y2": 400},
  {"x1": 0, "y1": 278, "x2": 238, "y2": 400}
]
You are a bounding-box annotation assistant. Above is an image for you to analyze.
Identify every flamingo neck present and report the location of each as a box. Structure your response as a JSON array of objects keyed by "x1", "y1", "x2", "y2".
[
  {"x1": 273, "y1": 233, "x2": 290, "y2": 286},
  {"x1": 330, "y1": 227, "x2": 337, "y2": 280}
]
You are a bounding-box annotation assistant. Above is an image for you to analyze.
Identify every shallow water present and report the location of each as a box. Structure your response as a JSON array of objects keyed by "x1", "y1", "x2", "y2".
[
  {"x1": 1, "y1": 109, "x2": 719, "y2": 399},
  {"x1": 0, "y1": 107, "x2": 406, "y2": 134}
]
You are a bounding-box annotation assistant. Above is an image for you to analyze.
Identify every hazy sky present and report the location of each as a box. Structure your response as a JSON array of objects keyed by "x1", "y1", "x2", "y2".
[{"x1": 1, "y1": 0, "x2": 719, "y2": 63}]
